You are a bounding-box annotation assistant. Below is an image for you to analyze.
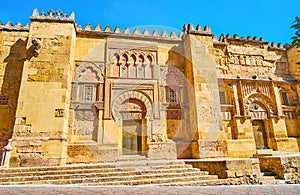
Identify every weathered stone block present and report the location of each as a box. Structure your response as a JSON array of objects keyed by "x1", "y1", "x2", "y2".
[
  {"x1": 67, "y1": 143, "x2": 118, "y2": 163},
  {"x1": 259, "y1": 155, "x2": 300, "y2": 183},
  {"x1": 186, "y1": 158, "x2": 261, "y2": 184},
  {"x1": 227, "y1": 139, "x2": 256, "y2": 158},
  {"x1": 147, "y1": 141, "x2": 177, "y2": 160}
]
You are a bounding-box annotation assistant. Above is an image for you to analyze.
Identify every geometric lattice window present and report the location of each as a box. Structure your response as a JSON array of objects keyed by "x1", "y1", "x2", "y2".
[
  {"x1": 0, "y1": 95, "x2": 8, "y2": 105},
  {"x1": 84, "y1": 86, "x2": 93, "y2": 103},
  {"x1": 169, "y1": 89, "x2": 177, "y2": 104},
  {"x1": 281, "y1": 91, "x2": 289, "y2": 105},
  {"x1": 219, "y1": 92, "x2": 226, "y2": 104}
]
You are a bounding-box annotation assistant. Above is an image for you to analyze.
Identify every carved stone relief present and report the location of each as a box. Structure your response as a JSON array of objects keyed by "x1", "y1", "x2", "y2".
[
  {"x1": 249, "y1": 102, "x2": 268, "y2": 120},
  {"x1": 74, "y1": 109, "x2": 98, "y2": 136},
  {"x1": 160, "y1": 65, "x2": 185, "y2": 86},
  {"x1": 244, "y1": 94, "x2": 277, "y2": 117},
  {"x1": 119, "y1": 100, "x2": 146, "y2": 120},
  {"x1": 75, "y1": 61, "x2": 104, "y2": 82},
  {"x1": 241, "y1": 81, "x2": 272, "y2": 98},
  {"x1": 71, "y1": 61, "x2": 104, "y2": 139}
]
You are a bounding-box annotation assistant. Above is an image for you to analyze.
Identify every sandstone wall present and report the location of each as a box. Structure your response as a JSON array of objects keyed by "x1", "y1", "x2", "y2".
[
  {"x1": 9, "y1": 10, "x2": 76, "y2": 167},
  {"x1": 0, "y1": 25, "x2": 29, "y2": 162}
]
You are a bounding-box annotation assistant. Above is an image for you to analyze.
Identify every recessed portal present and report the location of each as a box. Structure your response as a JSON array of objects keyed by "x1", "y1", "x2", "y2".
[
  {"x1": 252, "y1": 120, "x2": 268, "y2": 149},
  {"x1": 119, "y1": 98, "x2": 147, "y2": 155},
  {"x1": 122, "y1": 120, "x2": 143, "y2": 155}
]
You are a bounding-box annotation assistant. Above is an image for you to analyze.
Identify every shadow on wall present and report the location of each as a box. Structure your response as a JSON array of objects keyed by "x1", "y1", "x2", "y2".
[
  {"x1": 165, "y1": 44, "x2": 199, "y2": 158},
  {"x1": 0, "y1": 38, "x2": 28, "y2": 145}
]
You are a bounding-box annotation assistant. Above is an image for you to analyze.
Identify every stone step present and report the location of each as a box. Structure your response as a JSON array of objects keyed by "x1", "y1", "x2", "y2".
[
  {"x1": 117, "y1": 155, "x2": 147, "y2": 161},
  {"x1": 0, "y1": 163, "x2": 114, "y2": 173},
  {"x1": 0, "y1": 167, "x2": 205, "y2": 178},
  {"x1": 252, "y1": 153, "x2": 273, "y2": 157},
  {"x1": 261, "y1": 175, "x2": 276, "y2": 181},
  {"x1": 147, "y1": 160, "x2": 187, "y2": 166},
  {"x1": 0, "y1": 168, "x2": 207, "y2": 183},
  {"x1": 0, "y1": 174, "x2": 219, "y2": 186},
  {"x1": 156, "y1": 178, "x2": 228, "y2": 186},
  {"x1": 262, "y1": 171, "x2": 274, "y2": 176},
  {"x1": 114, "y1": 160, "x2": 189, "y2": 168},
  {"x1": 256, "y1": 149, "x2": 274, "y2": 154},
  {"x1": 82, "y1": 178, "x2": 226, "y2": 186},
  {"x1": 150, "y1": 164, "x2": 193, "y2": 169},
  {"x1": 115, "y1": 162, "x2": 192, "y2": 170},
  {"x1": 260, "y1": 179, "x2": 286, "y2": 185},
  {"x1": 0, "y1": 160, "x2": 220, "y2": 186}
]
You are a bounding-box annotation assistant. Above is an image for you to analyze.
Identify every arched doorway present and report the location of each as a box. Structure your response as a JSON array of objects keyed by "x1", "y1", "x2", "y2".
[
  {"x1": 249, "y1": 102, "x2": 268, "y2": 149},
  {"x1": 119, "y1": 98, "x2": 147, "y2": 155}
]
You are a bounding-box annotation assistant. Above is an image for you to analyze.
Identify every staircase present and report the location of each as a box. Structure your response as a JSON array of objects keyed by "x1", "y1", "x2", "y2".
[
  {"x1": 252, "y1": 149, "x2": 289, "y2": 184},
  {"x1": 0, "y1": 156, "x2": 225, "y2": 186}
]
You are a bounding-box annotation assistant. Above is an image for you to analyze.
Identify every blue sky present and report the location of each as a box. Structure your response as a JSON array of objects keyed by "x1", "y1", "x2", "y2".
[{"x1": 0, "y1": 0, "x2": 299, "y2": 44}]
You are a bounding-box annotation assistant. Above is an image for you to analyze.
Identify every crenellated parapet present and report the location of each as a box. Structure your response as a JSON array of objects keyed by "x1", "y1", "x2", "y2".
[
  {"x1": 30, "y1": 8, "x2": 75, "y2": 23},
  {"x1": 183, "y1": 24, "x2": 213, "y2": 36},
  {"x1": 76, "y1": 23, "x2": 184, "y2": 40},
  {"x1": 0, "y1": 21, "x2": 29, "y2": 32},
  {"x1": 214, "y1": 33, "x2": 291, "y2": 51}
]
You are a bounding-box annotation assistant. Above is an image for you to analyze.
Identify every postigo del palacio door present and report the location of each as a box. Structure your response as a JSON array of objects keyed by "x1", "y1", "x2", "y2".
[
  {"x1": 122, "y1": 120, "x2": 142, "y2": 154},
  {"x1": 119, "y1": 98, "x2": 147, "y2": 155}
]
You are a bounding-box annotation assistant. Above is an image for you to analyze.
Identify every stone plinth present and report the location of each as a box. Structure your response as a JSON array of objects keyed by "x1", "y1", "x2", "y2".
[
  {"x1": 227, "y1": 139, "x2": 256, "y2": 158},
  {"x1": 67, "y1": 143, "x2": 118, "y2": 163},
  {"x1": 176, "y1": 141, "x2": 192, "y2": 158},
  {"x1": 147, "y1": 141, "x2": 177, "y2": 160},
  {"x1": 191, "y1": 140, "x2": 227, "y2": 158}
]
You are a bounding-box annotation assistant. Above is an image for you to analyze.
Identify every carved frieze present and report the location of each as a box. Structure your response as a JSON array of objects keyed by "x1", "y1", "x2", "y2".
[
  {"x1": 241, "y1": 81, "x2": 272, "y2": 98},
  {"x1": 217, "y1": 53, "x2": 270, "y2": 67}
]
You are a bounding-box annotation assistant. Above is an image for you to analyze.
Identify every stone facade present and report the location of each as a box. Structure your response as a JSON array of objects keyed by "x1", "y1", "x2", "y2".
[{"x1": 0, "y1": 9, "x2": 299, "y2": 167}]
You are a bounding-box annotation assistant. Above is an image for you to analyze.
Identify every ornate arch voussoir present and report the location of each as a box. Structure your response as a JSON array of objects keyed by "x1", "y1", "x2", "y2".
[
  {"x1": 244, "y1": 93, "x2": 277, "y2": 117},
  {"x1": 112, "y1": 90, "x2": 153, "y2": 121}
]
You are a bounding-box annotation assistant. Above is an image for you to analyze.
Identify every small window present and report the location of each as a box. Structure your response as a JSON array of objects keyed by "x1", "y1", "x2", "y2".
[
  {"x1": 84, "y1": 86, "x2": 94, "y2": 103},
  {"x1": 281, "y1": 91, "x2": 289, "y2": 105},
  {"x1": 169, "y1": 89, "x2": 177, "y2": 104},
  {"x1": 0, "y1": 95, "x2": 8, "y2": 105},
  {"x1": 219, "y1": 92, "x2": 226, "y2": 104}
]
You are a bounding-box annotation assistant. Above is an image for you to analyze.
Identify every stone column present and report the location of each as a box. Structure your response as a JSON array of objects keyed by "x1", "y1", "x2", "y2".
[
  {"x1": 232, "y1": 83, "x2": 241, "y2": 116},
  {"x1": 97, "y1": 110, "x2": 104, "y2": 143},
  {"x1": 272, "y1": 83, "x2": 284, "y2": 116}
]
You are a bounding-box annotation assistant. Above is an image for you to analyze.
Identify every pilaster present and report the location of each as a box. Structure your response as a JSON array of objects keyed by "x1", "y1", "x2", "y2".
[{"x1": 183, "y1": 25, "x2": 225, "y2": 158}]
